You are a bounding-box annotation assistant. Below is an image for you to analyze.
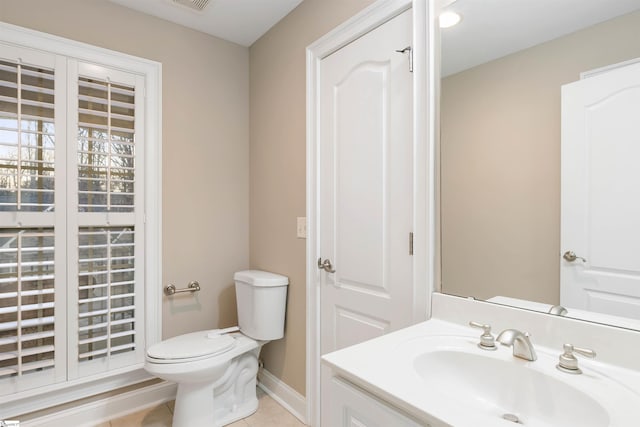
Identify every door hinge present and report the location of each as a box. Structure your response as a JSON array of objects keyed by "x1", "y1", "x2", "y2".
[
  {"x1": 409, "y1": 232, "x2": 414, "y2": 255},
  {"x1": 395, "y1": 46, "x2": 413, "y2": 73}
]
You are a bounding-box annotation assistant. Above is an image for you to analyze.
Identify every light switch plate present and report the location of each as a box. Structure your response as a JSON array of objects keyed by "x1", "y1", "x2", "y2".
[{"x1": 297, "y1": 217, "x2": 307, "y2": 239}]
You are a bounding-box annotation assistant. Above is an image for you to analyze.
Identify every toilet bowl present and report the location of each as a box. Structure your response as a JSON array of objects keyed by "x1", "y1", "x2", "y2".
[{"x1": 145, "y1": 270, "x2": 288, "y2": 427}]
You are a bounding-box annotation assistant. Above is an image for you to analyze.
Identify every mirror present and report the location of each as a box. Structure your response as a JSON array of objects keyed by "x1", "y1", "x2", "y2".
[{"x1": 438, "y1": 0, "x2": 640, "y2": 330}]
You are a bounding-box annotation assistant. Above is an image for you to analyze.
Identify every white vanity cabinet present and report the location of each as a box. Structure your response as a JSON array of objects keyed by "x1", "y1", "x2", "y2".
[{"x1": 323, "y1": 375, "x2": 429, "y2": 427}]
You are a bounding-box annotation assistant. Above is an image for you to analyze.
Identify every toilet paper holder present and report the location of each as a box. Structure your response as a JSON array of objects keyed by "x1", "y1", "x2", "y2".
[{"x1": 165, "y1": 280, "x2": 201, "y2": 296}]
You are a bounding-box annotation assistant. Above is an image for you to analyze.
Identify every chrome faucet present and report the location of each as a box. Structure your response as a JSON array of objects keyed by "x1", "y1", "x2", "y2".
[{"x1": 496, "y1": 329, "x2": 537, "y2": 361}]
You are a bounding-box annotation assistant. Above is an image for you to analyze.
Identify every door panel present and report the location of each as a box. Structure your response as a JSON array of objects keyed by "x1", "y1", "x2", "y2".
[
  {"x1": 319, "y1": 9, "x2": 413, "y2": 356},
  {"x1": 335, "y1": 63, "x2": 387, "y2": 292},
  {"x1": 561, "y1": 60, "x2": 640, "y2": 318},
  {"x1": 333, "y1": 307, "x2": 390, "y2": 351}
]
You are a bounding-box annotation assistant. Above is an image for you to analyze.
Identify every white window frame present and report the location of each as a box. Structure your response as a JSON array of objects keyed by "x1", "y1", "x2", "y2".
[{"x1": 0, "y1": 22, "x2": 162, "y2": 417}]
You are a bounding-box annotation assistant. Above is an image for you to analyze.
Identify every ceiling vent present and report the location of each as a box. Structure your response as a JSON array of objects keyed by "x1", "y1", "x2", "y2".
[{"x1": 171, "y1": 0, "x2": 211, "y2": 12}]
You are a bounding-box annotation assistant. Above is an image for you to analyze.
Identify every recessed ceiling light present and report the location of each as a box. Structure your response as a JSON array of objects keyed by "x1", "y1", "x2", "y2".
[{"x1": 439, "y1": 11, "x2": 461, "y2": 28}]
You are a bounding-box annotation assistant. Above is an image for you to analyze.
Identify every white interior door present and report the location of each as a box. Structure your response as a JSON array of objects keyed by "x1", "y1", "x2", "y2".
[
  {"x1": 561, "y1": 60, "x2": 640, "y2": 319},
  {"x1": 318, "y1": 9, "x2": 413, "y2": 356}
]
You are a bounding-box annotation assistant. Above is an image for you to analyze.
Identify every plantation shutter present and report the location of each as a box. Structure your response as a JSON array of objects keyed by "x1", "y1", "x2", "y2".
[
  {"x1": 0, "y1": 229, "x2": 56, "y2": 377},
  {"x1": 0, "y1": 58, "x2": 56, "y2": 212},
  {"x1": 77, "y1": 77, "x2": 135, "y2": 213},
  {"x1": 0, "y1": 47, "x2": 66, "y2": 393},
  {"x1": 0, "y1": 31, "x2": 158, "y2": 406},
  {"x1": 77, "y1": 226, "x2": 136, "y2": 361},
  {"x1": 70, "y1": 63, "x2": 145, "y2": 378}
]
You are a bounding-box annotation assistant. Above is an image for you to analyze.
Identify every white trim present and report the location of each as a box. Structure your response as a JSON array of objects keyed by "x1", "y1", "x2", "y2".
[
  {"x1": 19, "y1": 380, "x2": 177, "y2": 427},
  {"x1": 580, "y1": 56, "x2": 640, "y2": 79},
  {"x1": 0, "y1": 22, "x2": 161, "y2": 76},
  {"x1": 0, "y1": 20, "x2": 163, "y2": 412},
  {"x1": 0, "y1": 368, "x2": 154, "y2": 420},
  {"x1": 305, "y1": 1, "x2": 433, "y2": 426},
  {"x1": 143, "y1": 46, "x2": 164, "y2": 351},
  {"x1": 424, "y1": 0, "x2": 438, "y2": 310},
  {"x1": 305, "y1": 0, "x2": 412, "y2": 59},
  {"x1": 258, "y1": 368, "x2": 307, "y2": 425}
]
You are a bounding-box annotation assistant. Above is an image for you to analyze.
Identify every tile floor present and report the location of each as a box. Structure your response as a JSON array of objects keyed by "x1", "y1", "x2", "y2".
[{"x1": 99, "y1": 388, "x2": 307, "y2": 427}]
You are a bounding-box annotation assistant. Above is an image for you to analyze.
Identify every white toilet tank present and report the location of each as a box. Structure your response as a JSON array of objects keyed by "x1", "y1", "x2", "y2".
[{"x1": 234, "y1": 270, "x2": 288, "y2": 341}]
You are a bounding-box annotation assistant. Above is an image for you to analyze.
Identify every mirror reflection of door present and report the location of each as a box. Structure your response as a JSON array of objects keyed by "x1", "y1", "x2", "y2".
[
  {"x1": 438, "y1": 0, "x2": 640, "y2": 329},
  {"x1": 560, "y1": 59, "x2": 640, "y2": 320}
]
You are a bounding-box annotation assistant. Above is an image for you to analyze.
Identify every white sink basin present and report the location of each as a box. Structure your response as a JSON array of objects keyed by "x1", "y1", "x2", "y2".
[
  {"x1": 323, "y1": 319, "x2": 640, "y2": 427},
  {"x1": 414, "y1": 349, "x2": 609, "y2": 426}
]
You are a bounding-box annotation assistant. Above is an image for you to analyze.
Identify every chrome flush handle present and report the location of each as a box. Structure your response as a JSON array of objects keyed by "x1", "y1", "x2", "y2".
[{"x1": 317, "y1": 258, "x2": 336, "y2": 273}]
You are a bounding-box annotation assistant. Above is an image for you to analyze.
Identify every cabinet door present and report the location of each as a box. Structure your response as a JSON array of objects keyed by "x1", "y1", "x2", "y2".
[{"x1": 324, "y1": 376, "x2": 427, "y2": 427}]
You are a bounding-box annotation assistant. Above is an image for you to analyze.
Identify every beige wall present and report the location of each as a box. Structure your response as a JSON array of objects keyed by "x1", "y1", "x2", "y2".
[
  {"x1": 1, "y1": 0, "x2": 250, "y2": 338},
  {"x1": 441, "y1": 11, "x2": 640, "y2": 303},
  {"x1": 249, "y1": 0, "x2": 375, "y2": 395}
]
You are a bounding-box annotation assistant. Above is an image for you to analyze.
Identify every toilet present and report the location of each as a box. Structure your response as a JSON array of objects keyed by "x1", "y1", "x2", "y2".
[{"x1": 145, "y1": 270, "x2": 289, "y2": 427}]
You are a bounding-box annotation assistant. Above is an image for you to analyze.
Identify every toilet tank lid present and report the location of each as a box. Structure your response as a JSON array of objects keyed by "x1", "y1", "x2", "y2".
[{"x1": 234, "y1": 270, "x2": 289, "y2": 287}]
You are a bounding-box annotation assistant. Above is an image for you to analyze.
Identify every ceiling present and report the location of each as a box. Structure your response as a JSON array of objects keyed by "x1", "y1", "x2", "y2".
[
  {"x1": 441, "y1": 0, "x2": 640, "y2": 76},
  {"x1": 109, "y1": 0, "x2": 304, "y2": 46},
  {"x1": 109, "y1": 0, "x2": 640, "y2": 69}
]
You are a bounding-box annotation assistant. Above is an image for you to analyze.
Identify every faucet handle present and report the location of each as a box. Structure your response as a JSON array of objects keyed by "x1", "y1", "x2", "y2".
[
  {"x1": 557, "y1": 343, "x2": 596, "y2": 374},
  {"x1": 469, "y1": 321, "x2": 497, "y2": 351},
  {"x1": 548, "y1": 305, "x2": 568, "y2": 316}
]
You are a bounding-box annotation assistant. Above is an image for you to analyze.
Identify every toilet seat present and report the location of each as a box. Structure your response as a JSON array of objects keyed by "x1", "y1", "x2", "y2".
[{"x1": 146, "y1": 330, "x2": 237, "y2": 363}]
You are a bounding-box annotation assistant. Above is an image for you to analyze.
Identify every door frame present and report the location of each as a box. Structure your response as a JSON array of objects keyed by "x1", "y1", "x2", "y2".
[{"x1": 305, "y1": 0, "x2": 436, "y2": 425}]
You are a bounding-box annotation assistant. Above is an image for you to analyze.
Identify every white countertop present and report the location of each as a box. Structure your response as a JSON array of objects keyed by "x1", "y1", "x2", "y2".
[{"x1": 322, "y1": 318, "x2": 640, "y2": 427}]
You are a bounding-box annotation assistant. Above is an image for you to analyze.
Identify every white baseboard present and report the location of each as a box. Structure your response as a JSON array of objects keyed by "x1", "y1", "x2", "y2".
[
  {"x1": 258, "y1": 368, "x2": 307, "y2": 425},
  {"x1": 18, "y1": 371, "x2": 304, "y2": 427},
  {"x1": 20, "y1": 381, "x2": 177, "y2": 427}
]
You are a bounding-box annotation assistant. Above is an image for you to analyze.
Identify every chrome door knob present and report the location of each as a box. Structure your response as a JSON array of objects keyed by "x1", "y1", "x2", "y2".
[
  {"x1": 563, "y1": 251, "x2": 586, "y2": 263},
  {"x1": 317, "y1": 258, "x2": 336, "y2": 273}
]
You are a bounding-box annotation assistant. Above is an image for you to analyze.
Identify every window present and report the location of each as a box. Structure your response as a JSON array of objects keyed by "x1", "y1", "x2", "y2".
[{"x1": 0, "y1": 26, "x2": 160, "y2": 408}]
